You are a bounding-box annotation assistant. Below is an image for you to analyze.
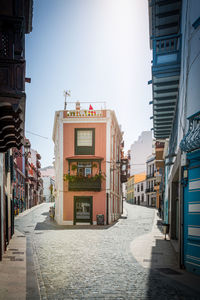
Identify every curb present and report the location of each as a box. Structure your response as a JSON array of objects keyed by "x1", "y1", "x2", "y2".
[{"x1": 15, "y1": 202, "x2": 47, "y2": 220}]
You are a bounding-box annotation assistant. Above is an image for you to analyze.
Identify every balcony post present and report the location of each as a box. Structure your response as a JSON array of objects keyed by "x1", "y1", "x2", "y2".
[
  {"x1": 68, "y1": 161, "x2": 70, "y2": 175},
  {"x1": 99, "y1": 160, "x2": 101, "y2": 175}
]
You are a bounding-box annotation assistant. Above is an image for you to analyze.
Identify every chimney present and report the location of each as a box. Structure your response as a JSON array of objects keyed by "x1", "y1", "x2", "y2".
[{"x1": 76, "y1": 101, "x2": 80, "y2": 111}]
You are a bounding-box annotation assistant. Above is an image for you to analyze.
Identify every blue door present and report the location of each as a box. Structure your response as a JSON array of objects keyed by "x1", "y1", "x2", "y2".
[{"x1": 184, "y1": 150, "x2": 200, "y2": 275}]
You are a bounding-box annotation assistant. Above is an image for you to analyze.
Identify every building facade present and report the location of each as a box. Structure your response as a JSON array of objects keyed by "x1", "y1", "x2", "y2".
[
  {"x1": 146, "y1": 155, "x2": 156, "y2": 207},
  {"x1": 154, "y1": 140, "x2": 165, "y2": 215},
  {"x1": 42, "y1": 176, "x2": 55, "y2": 203},
  {"x1": 41, "y1": 166, "x2": 55, "y2": 202},
  {"x1": 40, "y1": 166, "x2": 55, "y2": 178},
  {"x1": 53, "y1": 103, "x2": 124, "y2": 225},
  {"x1": 130, "y1": 131, "x2": 152, "y2": 176},
  {"x1": 28, "y1": 149, "x2": 43, "y2": 208},
  {"x1": 126, "y1": 175, "x2": 134, "y2": 204},
  {"x1": 149, "y1": 0, "x2": 200, "y2": 275},
  {"x1": 0, "y1": 0, "x2": 33, "y2": 260},
  {"x1": 13, "y1": 147, "x2": 26, "y2": 215},
  {"x1": 134, "y1": 173, "x2": 146, "y2": 206}
]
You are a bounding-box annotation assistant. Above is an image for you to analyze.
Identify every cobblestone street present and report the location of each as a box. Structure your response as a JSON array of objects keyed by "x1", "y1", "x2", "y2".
[{"x1": 15, "y1": 203, "x2": 200, "y2": 300}]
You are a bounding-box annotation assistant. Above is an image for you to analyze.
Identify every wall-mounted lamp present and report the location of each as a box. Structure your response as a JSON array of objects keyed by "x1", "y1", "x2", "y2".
[{"x1": 13, "y1": 140, "x2": 31, "y2": 158}]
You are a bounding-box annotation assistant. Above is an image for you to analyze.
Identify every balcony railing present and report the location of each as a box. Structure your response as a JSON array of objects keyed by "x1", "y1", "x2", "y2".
[
  {"x1": 153, "y1": 35, "x2": 181, "y2": 67},
  {"x1": 68, "y1": 176, "x2": 101, "y2": 191},
  {"x1": 146, "y1": 173, "x2": 155, "y2": 179},
  {"x1": 145, "y1": 187, "x2": 155, "y2": 193},
  {"x1": 66, "y1": 110, "x2": 103, "y2": 118},
  {"x1": 180, "y1": 111, "x2": 200, "y2": 153}
]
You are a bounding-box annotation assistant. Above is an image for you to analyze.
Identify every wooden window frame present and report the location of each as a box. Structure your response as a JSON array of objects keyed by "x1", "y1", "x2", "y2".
[{"x1": 75, "y1": 128, "x2": 95, "y2": 155}]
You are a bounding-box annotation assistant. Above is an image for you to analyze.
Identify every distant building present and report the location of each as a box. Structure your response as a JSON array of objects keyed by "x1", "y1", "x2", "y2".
[
  {"x1": 40, "y1": 166, "x2": 55, "y2": 179},
  {"x1": 126, "y1": 175, "x2": 134, "y2": 204},
  {"x1": 53, "y1": 102, "x2": 124, "y2": 225},
  {"x1": 154, "y1": 141, "x2": 165, "y2": 213},
  {"x1": 28, "y1": 149, "x2": 43, "y2": 207},
  {"x1": 42, "y1": 176, "x2": 55, "y2": 203},
  {"x1": 130, "y1": 131, "x2": 152, "y2": 176},
  {"x1": 134, "y1": 173, "x2": 146, "y2": 206},
  {"x1": 145, "y1": 155, "x2": 156, "y2": 207},
  {"x1": 12, "y1": 147, "x2": 26, "y2": 215},
  {"x1": 41, "y1": 166, "x2": 55, "y2": 203}
]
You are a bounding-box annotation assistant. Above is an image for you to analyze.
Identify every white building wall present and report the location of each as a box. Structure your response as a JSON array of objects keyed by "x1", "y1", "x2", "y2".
[
  {"x1": 42, "y1": 177, "x2": 55, "y2": 202},
  {"x1": 177, "y1": 0, "x2": 200, "y2": 151},
  {"x1": 53, "y1": 111, "x2": 64, "y2": 224},
  {"x1": 130, "y1": 131, "x2": 152, "y2": 176},
  {"x1": 41, "y1": 166, "x2": 55, "y2": 178},
  {"x1": 134, "y1": 180, "x2": 147, "y2": 206}
]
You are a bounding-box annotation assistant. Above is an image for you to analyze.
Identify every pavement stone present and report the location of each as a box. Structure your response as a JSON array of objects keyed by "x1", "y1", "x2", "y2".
[
  {"x1": 0, "y1": 229, "x2": 26, "y2": 300},
  {"x1": 1, "y1": 202, "x2": 200, "y2": 300}
]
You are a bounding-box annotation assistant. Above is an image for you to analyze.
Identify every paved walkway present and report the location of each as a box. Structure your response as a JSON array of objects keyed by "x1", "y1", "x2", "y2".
[
  {"x1": 0, "y1": 203, "x2": 200, "y2": 299},
  {"x1": 0, "y1": 203, "x2": 47, "y2": 300},
  {"x1": 0, "y1": 230, "x2": 26, "y2": 300},
  {"x1": 130, "y1": 208, "x2": 200, "y2": 294}
]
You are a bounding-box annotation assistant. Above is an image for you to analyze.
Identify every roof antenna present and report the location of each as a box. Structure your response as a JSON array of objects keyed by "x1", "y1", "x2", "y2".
[{"x1": 63, "y1": 90, "x2": 71, "y2": 110}]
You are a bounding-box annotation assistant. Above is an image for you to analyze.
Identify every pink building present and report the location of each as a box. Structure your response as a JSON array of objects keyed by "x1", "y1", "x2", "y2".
[{"x1": 53, "y1": 103, "x2": 124, "y2": 225}]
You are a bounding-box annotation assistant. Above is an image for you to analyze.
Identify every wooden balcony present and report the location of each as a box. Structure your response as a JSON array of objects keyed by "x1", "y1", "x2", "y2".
[
  {"x1": 149, "y1": 0, "x2": 182, "y2": 140},
  {"x1": 68, "y1": 176, "x2": 101, "y2": 191}
]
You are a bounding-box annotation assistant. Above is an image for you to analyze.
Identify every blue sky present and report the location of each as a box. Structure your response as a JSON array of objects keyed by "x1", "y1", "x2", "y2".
[{"x1": 25, "y1": 0, "x2": 152, "y2": 167}]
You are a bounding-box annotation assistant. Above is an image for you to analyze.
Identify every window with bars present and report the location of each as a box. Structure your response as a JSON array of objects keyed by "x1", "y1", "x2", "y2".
[{"x1": 75, "y1": 128, "x2": 95, "y2": 155}]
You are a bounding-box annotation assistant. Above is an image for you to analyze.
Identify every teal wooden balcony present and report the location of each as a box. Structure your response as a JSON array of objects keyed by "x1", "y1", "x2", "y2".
[
  {"x1": 152, "y1": 35, "x2": 181, "y2": 70},
  {"x1": 68, "y1": 176, "x2": 101, "y2": 191},
  {"x1": 149, "y1": 0, "x2": 182, "y2": 139}
]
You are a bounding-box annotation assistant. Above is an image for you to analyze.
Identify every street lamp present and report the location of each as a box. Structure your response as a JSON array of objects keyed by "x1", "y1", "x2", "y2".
[{"x1": 24, "y1": 139, "x2": 31, "y2": 156}]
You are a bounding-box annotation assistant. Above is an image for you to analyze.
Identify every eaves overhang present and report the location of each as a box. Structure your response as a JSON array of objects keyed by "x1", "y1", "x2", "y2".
[
  {"x1": 151, "y1": 71, "x2": 180, "y2": 139},
  {"x1": 0, "y1": 102, "x2": 24, "y2": 152}
]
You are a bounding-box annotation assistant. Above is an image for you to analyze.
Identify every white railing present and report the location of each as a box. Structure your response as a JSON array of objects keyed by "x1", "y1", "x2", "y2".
[{"x1": 66, "y1": 110, "x2": 103, "y2": 117}]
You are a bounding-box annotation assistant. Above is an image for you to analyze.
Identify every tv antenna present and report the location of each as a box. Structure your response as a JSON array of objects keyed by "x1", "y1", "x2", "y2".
[{"x1": 63, "y1": 90, "x2": 71, "y2": 110}]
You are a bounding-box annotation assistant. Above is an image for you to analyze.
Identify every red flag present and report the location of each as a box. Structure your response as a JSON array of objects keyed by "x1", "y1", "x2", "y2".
[{"x1": 89, "y1": 105, "x2": 93, "y2": 110}]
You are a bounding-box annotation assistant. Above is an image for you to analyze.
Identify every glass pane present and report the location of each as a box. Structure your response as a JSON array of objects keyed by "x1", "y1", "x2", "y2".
[
  {"x1": 76, "y1": 201, "x2": 90, "y2": 219},
  {"x1": 77, "y1": 130, "x2": 92, "y2": 146},
  {"x1": 85, "y1": 168, "x2": 91, "y2": 176}
]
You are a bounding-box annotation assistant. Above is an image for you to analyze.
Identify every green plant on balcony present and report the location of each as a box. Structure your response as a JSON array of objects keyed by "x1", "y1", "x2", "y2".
[
  {"x1": 63, "y1": 172, "x2": 105, "y2": 191},
  {"x1": 63, "y1": 173, "x2": 105, "y2": 183},
  {"x1": 71, "y1": 164, "x2": 77, "y2": 171}
]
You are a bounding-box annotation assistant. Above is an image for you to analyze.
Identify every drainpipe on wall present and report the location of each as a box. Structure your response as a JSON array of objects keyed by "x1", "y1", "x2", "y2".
[{"x1": 106, "y1": 192, "x2": 109, "y2": 225}]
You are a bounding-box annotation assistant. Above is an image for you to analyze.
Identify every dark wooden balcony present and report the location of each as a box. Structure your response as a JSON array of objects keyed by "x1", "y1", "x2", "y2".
[{"x1": 68, "y1": 176, "x2": 101, "y2": 191}]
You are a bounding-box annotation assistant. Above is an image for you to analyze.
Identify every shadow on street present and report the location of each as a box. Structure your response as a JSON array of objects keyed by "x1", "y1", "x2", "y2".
[{"x1": 34, "y1": 214, "x2": 118, "y2": 231}]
